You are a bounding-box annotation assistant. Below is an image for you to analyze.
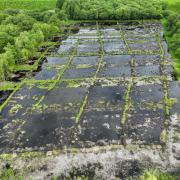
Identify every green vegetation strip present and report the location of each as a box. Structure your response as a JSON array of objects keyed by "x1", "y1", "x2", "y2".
[
  {"x1": 76, "y1": 95, "x2": 88, "y2": 124},
  {"x1": 121, "y1": 80, "x2": 133, "y2": 127}
]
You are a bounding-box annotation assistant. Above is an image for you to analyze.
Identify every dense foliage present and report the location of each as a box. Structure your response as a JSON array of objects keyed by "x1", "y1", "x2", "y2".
[
  {"x1": 0, "y1": 0, "x2": 179, "y2": 81},
  {"x1": 163, "y1": 1, "x2": 180, "y2": 79},
  {"x1": 0, "y1": 9, "x2": 61, "y2": 80},
  {"x1": 57, "y1": 0, "x2": 165, "y2": 20}
]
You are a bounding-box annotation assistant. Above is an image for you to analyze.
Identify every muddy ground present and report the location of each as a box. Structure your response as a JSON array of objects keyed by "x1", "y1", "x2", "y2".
[{"x1": 0, "y1": 21, "x2": 180, "y2": 179}]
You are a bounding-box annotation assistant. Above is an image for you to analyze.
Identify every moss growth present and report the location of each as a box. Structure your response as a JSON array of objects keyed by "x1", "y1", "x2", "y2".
[
  {"x1": 121, "y1": 81, "x2": 132, "y2": 126},
  {"x1": 141, "y1": 170, "x2": 176, "y2": 180},
  {"x1": 9, "y1": 104, "x2": 23, "y2": 115},
  {"x1": 161, "y1": 129, "x2": 167, "y2": 144},
  {"x1": 76, "y1": 95, "x2": 88, "y2": 124}
]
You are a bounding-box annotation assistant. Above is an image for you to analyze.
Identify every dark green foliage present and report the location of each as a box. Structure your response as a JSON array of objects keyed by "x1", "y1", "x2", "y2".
[
  {"x1": 25, "y1": 10, "x2": 45, "y2": 21},
  {"x1": 163, "y1": 5, "x2": 180, "y2": 79},
  {"x1": 56, "y1": 0, "x2": 65, "y2": 9},
  {"x1": 0, "y1": 13, "x2": 8, "y2": 23},
  {"x1": 58, "y1": 0, "x2": 164, "y2": 20},
  {"x1": 4, "y1": 9, "x2": 21, "y2": 15}
]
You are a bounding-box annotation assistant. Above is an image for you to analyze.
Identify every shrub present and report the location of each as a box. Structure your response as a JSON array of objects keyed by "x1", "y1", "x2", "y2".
[
  {"x1": 2, "y1": 14, "x2": 36, "y2": 31},
  {"x1": 0, "y1": 32, "x2": 13, "y2": 53},
  {"x1": 4, "y1": 9, "x2": 21, "y2": 15},
  {"x1": 32, "y1": 23, "x2": 59, "y2": 40},
  {"x1": 0, "y1": 47, "x2": 15, "y2": 80},
  {"x1": 15, "y1": 30, "x2": 44, "y2": 64},
  {"x1": 25, "y1": 10, "x2": 44, "y2": 21},
  {"x1": 59, "y1": 0, "x2": 164, "y2": 20}
]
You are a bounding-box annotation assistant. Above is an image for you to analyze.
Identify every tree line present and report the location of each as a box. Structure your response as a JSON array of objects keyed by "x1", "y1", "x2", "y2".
[{"x1": 56, "y1": 0, "x2": 165, "y2": 20}]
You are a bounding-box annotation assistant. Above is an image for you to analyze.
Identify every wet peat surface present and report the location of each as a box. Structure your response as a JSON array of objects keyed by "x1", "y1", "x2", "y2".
[{"x1": 0, "y1": 21, "x2": 180, "y2": 179}]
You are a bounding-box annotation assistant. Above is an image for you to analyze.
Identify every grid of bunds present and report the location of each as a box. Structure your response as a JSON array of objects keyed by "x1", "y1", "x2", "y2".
[{"x1": 0, "y1": 21, "x2": 179, "y2": 153}]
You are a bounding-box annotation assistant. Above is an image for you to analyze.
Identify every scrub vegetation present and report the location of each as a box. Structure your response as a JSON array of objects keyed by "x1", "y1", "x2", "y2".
[
  {"x1": 162, "y1": 0, "x2": 180, "y2": 79},
  {"x1": 56, "y1": 0, "x2": 164, "y2": 20},
  {"x1": 0, "y1": 0, "x2": 180, "y2": 180},
  {"x1": 0, "y1": 8, "x2": 63, "y2": 81}
]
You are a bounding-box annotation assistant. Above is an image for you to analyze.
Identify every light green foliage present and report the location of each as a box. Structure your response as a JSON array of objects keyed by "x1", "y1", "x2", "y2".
[
  {"x1": 2, "y1": 13, "x2": 36, "y2": 31},
  {"x1": 141, "y1": 170, "x2": 176, "y2": 180},
  {"x1": 163, "y1": 0, "x2": 180, "y2": 79},
  {"x1": 15, "y1": 30, "x2": 44, "y2": 64},
  {"x1": 32, "y1": 23, "x2": 59, "y2": 40},
  {"x1": 58, "y1": 0, "x2": 164, "y2": 20},
  {"x1": 0, "y1": 168, "x2": 24, "y2": 180}
]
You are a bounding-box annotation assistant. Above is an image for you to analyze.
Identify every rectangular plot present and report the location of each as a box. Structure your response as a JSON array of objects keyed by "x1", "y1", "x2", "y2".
[
  {"x1": 125, "y1": 109, "x2": 164, "y2": 145},
  {"x1": 129, "y1": 41, "x2": 160, "y2": 51},
  {"x1": 41, "y1": 87, "x2": 88, "y2": 112},
  {"x1": 63, "y1": 67, "x2": 96, "y2": 79},
  {"x1": 100, "y1": 28, "x2": 120, "y2": 38},
  {"x1": 126, "y1": 37, "x2": 157, "y2": 41},
  {"x1": 78, "y1": 29, "x2": 97, "y2": 36},
  {"x1": 79, "y1": 39, "x2": 99, "y2": 44},
  {"x1": 58, "y1": 44, "x2": 75, "y2": 55},
  {"x1": 57, "y1": 39, "x2": 78, "y2": 55},
  {"x1": 77, "y1": 44, "x2": 100, "y2": 55},
  {"x1": 72, "y1": 56, "x2": 99, "y2": 66},
  {"x1": 45, "y1": 57, "x2": 68, "y2": 66},
  {"x1": 124, "y1": 27, "x2": 152, "y2": 38},
  {"x1": 98, "y1": 66, "x2": 131, "y2": 78},
  {"x1": 104, "y1": 55, "x2": 131, "y2": 67},
  {"x1": 134, "y1": 55, "x2": 160, "y2": 66},
  {"x1": 103, "y1": 40, "x2": 126, "y2": 53},
  {"x1": 1, "y1": 84, "x2": 49, "y2": 120},
  {"x1": 0, "y1": 111, "x2": 77, "y2": 152},
  {"x1": 34, "y1": 68, "x2": 59, "y2": 80},
  {"x1": 78, "y1": 110, "x2": 122, "y2": 144},
  {"x1": 130, "y1": 83, "x2": 164, "y2": 103},
  {"x1": 126, "y1": 82, "x2": 165, "y2": 145},
  {"x1": 77, "y1": 35, "x2": 99, "y2": 39},
  {"x1": 134, "y1": 65, "x2": 160, "y2": 77},
  {"x1": 86, "y1": 86, "x2": 126, "y2": 110}
]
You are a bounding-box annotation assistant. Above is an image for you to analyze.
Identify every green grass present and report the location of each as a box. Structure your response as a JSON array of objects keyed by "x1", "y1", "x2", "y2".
[{"x1": 0, "y1": 0, "x2": 56, "y2": 10}]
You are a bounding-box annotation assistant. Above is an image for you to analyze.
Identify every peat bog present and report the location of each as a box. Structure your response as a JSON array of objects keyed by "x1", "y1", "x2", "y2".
[{"x1": 0, "y1": 21, "x2": 180, "y2": 179}]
